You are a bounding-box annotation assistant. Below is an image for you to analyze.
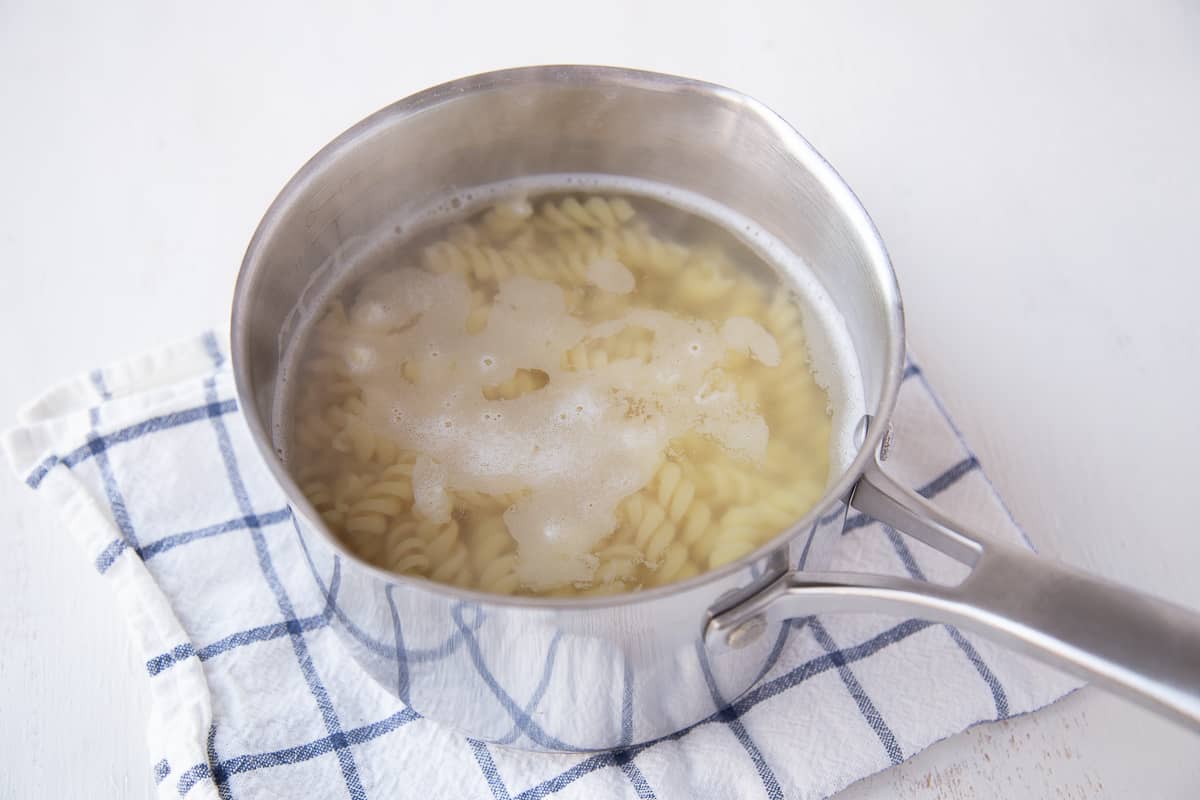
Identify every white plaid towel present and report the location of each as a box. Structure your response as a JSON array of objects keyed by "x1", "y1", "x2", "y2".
[{"x1": 4, "y1": 332, "x2": 1079, "y2": 800}]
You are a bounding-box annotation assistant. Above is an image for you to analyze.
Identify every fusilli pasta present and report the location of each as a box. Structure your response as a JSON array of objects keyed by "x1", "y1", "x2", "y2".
[{"x1": 287, "y1": 191, "x2": 833, "y2": 597}]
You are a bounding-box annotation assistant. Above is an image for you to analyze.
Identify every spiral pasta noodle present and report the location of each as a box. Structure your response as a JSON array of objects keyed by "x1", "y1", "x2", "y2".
[
  {"x1": 466, "y1": 515, "x2": 521, "y2": 594},
  {"x1": 533, "y1": 196, "x2": 636, "y2": 232}
]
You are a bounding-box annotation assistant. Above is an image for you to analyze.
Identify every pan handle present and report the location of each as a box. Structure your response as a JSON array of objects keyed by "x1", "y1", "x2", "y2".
[{"x1": 706, "y1": 454, "x2": 1200, "y2": 731}]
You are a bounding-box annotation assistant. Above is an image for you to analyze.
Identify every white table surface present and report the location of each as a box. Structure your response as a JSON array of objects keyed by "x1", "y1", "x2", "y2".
[{"x1": 3, "y1": 1, "x2": 1198, "y2": 797}]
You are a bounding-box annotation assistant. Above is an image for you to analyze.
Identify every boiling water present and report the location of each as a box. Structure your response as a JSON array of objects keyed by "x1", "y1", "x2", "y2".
[{"x1": 281, "y1": 176, "x2": 864, "y2": 596}]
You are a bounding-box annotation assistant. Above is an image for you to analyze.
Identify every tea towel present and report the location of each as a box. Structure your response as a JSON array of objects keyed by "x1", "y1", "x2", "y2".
[{"x1": 4, "y1": 331, "x2": 1080, "y2": 799}]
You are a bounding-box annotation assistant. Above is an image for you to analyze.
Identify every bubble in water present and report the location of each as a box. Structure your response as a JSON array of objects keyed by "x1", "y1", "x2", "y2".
[{"x1": 345, "y1": 344, "x2": 377, "y2": 373}]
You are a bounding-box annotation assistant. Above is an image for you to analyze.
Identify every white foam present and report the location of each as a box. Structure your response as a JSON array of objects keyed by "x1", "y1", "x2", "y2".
[
  {"x1": 342, "y1": 270, "x2": 775, "y2": 587},
  {"x1": 277, "y1": 174, "x2": 867, "y2": 520},
  {"x1": 586, "y1": 257, "x2": 636, "y2": 294},
  {"x1": 412, "y1": 454, "x2": 452, "y2": 523},
  {"x1": 721, "y1": 317, "x2": 781, "y2": 368},
  {"x1": 426, "y1": 172, "x2": 867, "y2": 480}
]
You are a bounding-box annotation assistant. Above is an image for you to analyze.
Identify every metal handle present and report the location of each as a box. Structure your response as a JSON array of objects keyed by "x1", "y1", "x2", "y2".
[{"x1": 707, "y1": 456, "x2": 1200, "y2": 731}]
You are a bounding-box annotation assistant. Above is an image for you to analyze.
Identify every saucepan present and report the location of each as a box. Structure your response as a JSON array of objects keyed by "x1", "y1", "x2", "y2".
[{"x1": 231, "y1": 65, "x2": 1200, "y2": 750}]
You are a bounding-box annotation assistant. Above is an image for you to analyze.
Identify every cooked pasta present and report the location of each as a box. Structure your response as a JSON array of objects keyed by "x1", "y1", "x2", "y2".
[{"x1": 286, "y1": 191, "x2": 835, "y2": 596}]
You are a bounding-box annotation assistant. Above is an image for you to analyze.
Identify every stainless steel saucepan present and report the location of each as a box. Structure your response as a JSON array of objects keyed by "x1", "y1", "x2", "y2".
[{"x1": 231, "y1": 65, "x2": 1200, "y2": 750}]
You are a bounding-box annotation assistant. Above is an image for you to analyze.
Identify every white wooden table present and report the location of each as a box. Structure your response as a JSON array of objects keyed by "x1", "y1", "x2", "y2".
[{"x1": 3, "y1": 1, "x2": 1198, "y2": 797}]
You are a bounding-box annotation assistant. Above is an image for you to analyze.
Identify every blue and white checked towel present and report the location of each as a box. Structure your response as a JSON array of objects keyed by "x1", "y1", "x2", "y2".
[{"x1": 4, "y1": 332, "x2": 1079, "y2": 799}]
